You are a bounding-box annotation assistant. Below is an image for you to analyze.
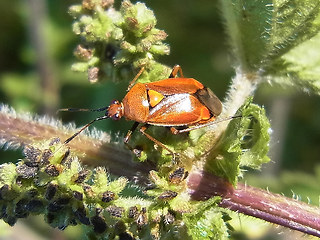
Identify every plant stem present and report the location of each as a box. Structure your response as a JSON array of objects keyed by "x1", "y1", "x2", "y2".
[
  {"x1": 214, "y1": 70, "x2": 258, "y2": 134},
  {"x1": 0, "y1": 106, "x2": 153, "y2": 183},
  {"x1": 2, "y1": 107, "x2": 319, "y2": 237},
  {"x1": 187, "y1": 170, "x2": 320, "y2": 237},
  {"x1": 26, "y1": 0, "x2": 59, "y2": 115},
  {"x1": 200, "y1": 69, "x2": 259, "y2": 154}
]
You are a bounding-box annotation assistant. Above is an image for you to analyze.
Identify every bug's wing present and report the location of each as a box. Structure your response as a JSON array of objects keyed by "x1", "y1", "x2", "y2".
[
  {"x1": 147, "y1": 78, "x2": 222, "y2": 117},
  {"x1": 194, "y1": 87, "x2": 222, "y2": 117},
  {"x1": 146, "y1": 78, "x2": 204, "y2": 95},
  {"x1": 147, "y1": 93, "x2": 211, "y2": 126}
]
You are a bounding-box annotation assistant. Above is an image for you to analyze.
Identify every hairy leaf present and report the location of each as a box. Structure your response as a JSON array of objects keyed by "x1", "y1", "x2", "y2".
[
  {"x1": 219, "y1": 0, "x2": 273, "y2": 71},
  {"x1": 265, "y1": 32, "x2": 320, "y2": 94},
  {"x1": 220, "y1": 0, "x2": 320, "y2": 94},
  {"x1": 183, "y1": 198, "x2": 229, "y2": 240},
  {"x1": 205, "y1": 99, "x2": 271, "y2": 185}
]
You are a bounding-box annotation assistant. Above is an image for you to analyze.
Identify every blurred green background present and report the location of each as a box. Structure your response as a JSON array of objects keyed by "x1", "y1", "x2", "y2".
[{"x1": 0, "y1": 0, "x2": 319, "y2": 239}]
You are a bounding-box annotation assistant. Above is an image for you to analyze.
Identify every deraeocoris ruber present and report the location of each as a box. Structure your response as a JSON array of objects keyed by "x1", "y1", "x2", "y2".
[{"x1": 61, "y1": 65, "x2": 223, "y2": 157}]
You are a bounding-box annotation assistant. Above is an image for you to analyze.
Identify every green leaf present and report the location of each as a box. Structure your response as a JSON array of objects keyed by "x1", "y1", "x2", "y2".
[
  {"x1": 264, "y1": 32, "x2": 320, "y2": 94},
  {"x1": 219, "y1": 0, "x2": 273, "y2": 71},
  {"x1": 0, "y1": 163, "x2": 17, "y2": 186},
  {"x1": 183, "y1": 198, "x2": 229, "y2": 240},
  {"x1": 267, "y1": 0, "x2": 320, "y2": 62},
  {"x1": 220, "y1": 0, "x2": 320, "y2": 94},
  {"x1": 205, "y1": 99, "x2": 271, "y2": 185},
  {"x1": 238, "y1": 102, "x2": 271, "y2": 169}
]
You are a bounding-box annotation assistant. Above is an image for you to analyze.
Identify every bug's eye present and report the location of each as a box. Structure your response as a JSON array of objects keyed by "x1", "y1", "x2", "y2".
[{"x1": 112, "y1": 113, "x2": 120, "y2": 120}]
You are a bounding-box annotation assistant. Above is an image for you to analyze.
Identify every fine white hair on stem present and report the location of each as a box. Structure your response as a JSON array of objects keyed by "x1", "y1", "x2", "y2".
[
  {"x1": 209, "y1": 68, "x2": 259, "y2": 137},
  {"x1": 0, "y1": 104, "x2": 112, "y2": 150}
]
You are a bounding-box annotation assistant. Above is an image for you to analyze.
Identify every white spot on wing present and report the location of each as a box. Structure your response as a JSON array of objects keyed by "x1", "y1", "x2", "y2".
[
  {"x1": 149, "y1": 93, "x2": 191, "y2": 115},
  {"x1": 142, "y1": 99, "x2": 149, "y2": 107},
  {"x1": 179, "y1": 94, "x2": 192, "y2": 112}
]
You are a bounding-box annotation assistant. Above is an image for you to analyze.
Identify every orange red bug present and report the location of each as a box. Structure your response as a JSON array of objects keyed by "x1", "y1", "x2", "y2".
[{"x1": 61, "y1": 65, "x2": 223, "y2": 157}]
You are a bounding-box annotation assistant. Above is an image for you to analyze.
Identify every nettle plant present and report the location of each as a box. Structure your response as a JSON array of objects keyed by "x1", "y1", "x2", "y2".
[{"x1": 0, "y1": 0, "x2": 320, "y2": 239}]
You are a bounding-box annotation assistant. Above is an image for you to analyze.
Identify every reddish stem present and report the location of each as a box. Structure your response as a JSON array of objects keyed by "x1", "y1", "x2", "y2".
[
  {"x1": 0, "y1": 110, "x2": 154, "y2": 183},
  {"x1": 187, "y1": 170, "x2": 320, "y2": 237}
]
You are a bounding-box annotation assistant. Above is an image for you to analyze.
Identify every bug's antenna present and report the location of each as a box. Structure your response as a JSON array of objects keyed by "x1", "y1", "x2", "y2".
[
  {"x1": 57, "y1": 106, "x2": 109, "y2": 114},
  {"x1": 170, "y1": 115, "x2": 242, "y2": 134},
  {"x1": 64, "y1": 115, "x2": 109, "y2": 144}
]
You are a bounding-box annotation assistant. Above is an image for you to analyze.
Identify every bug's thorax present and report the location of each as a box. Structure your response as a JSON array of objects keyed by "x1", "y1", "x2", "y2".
[{"x1": 121, "y1": 83, "x2": 149, "y2": 123}]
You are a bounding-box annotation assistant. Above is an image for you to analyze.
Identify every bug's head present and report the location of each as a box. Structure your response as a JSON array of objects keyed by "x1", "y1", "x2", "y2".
[{"x1": 107, "y1": 100, "x2": 124, "y2": 120}]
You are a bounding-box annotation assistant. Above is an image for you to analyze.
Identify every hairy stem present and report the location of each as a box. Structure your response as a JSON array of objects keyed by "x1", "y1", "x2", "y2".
[
  {"x1": 200, "y1": 69, "x2": 259, "y2": 156},
  {"x1": 1, "y1": 107, "x2": 319, "y2": 236},
  {"x1": 187, "y1": 170, "x2": 320, "y2": 237},
  {"x1": 0, "y1": 105, "x2": 153, "y2": 182},
  {"x1": 214, "y1": 70, "x2": 258, "y2": 134}
]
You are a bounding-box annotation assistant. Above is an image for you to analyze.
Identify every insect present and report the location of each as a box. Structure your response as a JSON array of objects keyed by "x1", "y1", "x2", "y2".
[{"x1": 60, "y1": 65, "x2": 224, "y2": 158}]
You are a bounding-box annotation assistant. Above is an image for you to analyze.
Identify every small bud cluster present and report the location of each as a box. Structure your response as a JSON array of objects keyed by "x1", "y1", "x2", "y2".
[
  {"x1": 0, "y1": 138, "x2": 194, "y2": 239},
  {"x1": 69, "y1": 0, "x2": 170, "y2": 83}
]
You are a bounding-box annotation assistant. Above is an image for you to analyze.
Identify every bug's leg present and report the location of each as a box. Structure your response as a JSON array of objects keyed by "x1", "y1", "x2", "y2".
[
  {"x1": 124, "y1": 122, "x2": 142, "y2": 156},
  {"x1": 170, "y1": 126, "x2": 190, "y2": 135},
  {"x1": 127, "y1": 67, "x2": 145, "y2": 91},
  {"x1": 169, "y1": 65, "x2": 184, "y2": 78},
  {"x1": 124, "y1": 122, "x2": 140, "y2": 144},
  {"x1": 139, "y1": 125, "x2": 178, "y2": 161}
]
